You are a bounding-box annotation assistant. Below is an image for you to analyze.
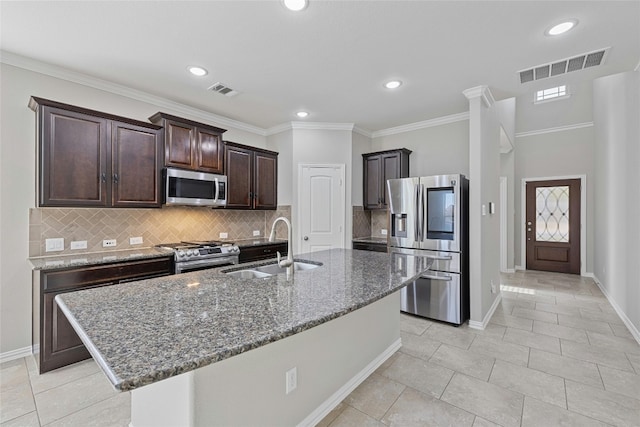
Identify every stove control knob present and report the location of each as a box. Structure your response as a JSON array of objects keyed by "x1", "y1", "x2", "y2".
[
  {"x1": 187, "y1": 250, "x2": 194, "y2": 256},
  {"x1": 233, "y1": 247, "x2": 239, "y2": 252},
  {"x1": 178, "y1": 250, "x2": 185, "y2": 258}
]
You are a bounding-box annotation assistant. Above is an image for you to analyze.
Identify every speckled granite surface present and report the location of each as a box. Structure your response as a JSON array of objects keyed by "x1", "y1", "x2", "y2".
[
  {"x1": 56, "y1": 248, "x2": 432, "y2": 392},
  {"x1": 29, "y1": 247, "x2": 174, "y2": 271},
  {"x1": 352, "y1": 237, "x2": 388, "y2": 245},
  {"x1": 235, "y1": 238, "x2": 288, "y2": 247}
]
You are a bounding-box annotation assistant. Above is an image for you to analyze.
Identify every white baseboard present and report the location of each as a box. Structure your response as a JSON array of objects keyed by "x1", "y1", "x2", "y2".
[
  {"x1": 515, "y1": 265, "x2": 525, "y2": 271},
  {"x1": 582, "y1": 272, "x2": 596, "y2": 278},
  {"x1": 592, "y1": 274, "x2": 640, "y2": 345},
  {"x1": 298, "y1": 338, "x2": 402, "y2": 427},
  {"x1": 0, "y1": 346, "x2": 32, "y2": 364},
  {"x1": 501, "y1": 268, "x2": 515, "y2": 274},
  {"x1": 468, "y1": 294, "x2": 502, "y2": 330}
]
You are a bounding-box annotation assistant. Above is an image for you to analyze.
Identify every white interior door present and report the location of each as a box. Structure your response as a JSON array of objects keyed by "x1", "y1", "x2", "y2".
[{"x1": 299, "y1": 165, "x2": 345, "y2": 253}]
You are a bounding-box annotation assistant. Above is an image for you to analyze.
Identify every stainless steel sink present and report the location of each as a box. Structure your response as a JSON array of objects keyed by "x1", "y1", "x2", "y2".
[
  {"x1": 222, "y1": 261, "x2": 321, "y2": 279},
  {"x1": 224, "y1": 269, "x2": 273, "y2": 279},
  {"x1": 253, "y1": 261, "x2": 321, "y2": 275}
]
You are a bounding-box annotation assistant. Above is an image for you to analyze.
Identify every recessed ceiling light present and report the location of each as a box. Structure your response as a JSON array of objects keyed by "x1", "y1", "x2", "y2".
[
  {"x1": 296, "y1": 111, "x2": 309, "y2": 118},
  {"x1": 187, "y1": 66, "x2": 208, "y2": 77},
  {"x1": 384, "y1": 80, "x2": 402, "y2": 89},
  {"x1": 283, "y1": 0, "x2": 308, "y2": 11},
  {"x1": 545, "y1": 20, "x2": 578, "y2": 36}
]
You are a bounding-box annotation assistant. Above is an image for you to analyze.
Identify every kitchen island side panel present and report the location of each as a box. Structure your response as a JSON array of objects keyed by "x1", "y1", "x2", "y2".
[{"x1": 130, "y1": 292, "x2": 401, "y2": 427}]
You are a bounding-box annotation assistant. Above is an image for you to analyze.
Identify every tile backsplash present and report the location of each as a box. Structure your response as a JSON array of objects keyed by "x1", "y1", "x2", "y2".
[
  {"x1": 352, "y1": 206, "x2": 371, "y2": 238},
  {"x1": 371, "y1": 209, "x2": 390, "y2": 237},
  {"x1": 29, "y1": 206, "x2": 291, "y2": 257}
]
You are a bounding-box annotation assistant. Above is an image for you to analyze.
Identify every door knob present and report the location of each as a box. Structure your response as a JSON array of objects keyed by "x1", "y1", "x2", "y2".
[{"x1": 303, "y1": 236, "x2": 309, "y2": 241}]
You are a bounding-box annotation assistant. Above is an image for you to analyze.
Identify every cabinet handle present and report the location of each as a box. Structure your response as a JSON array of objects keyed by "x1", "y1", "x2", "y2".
[
  {"x1": 113, "y1": 174, "x2": 119, "y2": 184},
  {"x1": 253, "y1": 193, "x2": 258, "y2": 200},
  {"x1": 263, "y1": 249, "x2": 272, "y2": 253},
  {"x1": 101, "y1": 173, "x2": 106, "y2": 183},
  {"x1": 249, "y1": 191, "x2": 253, "y2": 200}
]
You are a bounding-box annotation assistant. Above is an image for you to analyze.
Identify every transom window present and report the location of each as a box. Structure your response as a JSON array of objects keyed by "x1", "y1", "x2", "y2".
[{"x1": 535, "y1": 85, "x2": 568, "y2": 103}]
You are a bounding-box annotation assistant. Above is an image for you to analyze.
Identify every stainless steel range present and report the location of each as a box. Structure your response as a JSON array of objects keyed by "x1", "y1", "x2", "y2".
[{"x1": 157, "y1": 241, "x2": 240, "y2": 274}]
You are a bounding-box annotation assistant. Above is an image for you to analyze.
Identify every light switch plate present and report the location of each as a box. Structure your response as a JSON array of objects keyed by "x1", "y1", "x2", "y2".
[
  {"x1": 45, "y1": 238, "x2": 64, "y2": 252},
  {"x1": 129, "y1": 236, "x2": 143, "y2": 245},
  {"x1": 381, "y1": 229, "x2": 388, "y2": 235},
  {"x1": 70, "y1": 240, "x2": 87, "y2": 250},
  {"x1": 253, "y1": 230, "x2": 260, "y2": 236},
  {"x1": 219, "y1": 232, "x2": 228, "y2": 239}
]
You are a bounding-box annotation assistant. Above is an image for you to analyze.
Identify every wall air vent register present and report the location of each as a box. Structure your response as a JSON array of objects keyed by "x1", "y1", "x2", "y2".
[{"x1": 518, "y1": 48, "x2": 609, "y2": 84}]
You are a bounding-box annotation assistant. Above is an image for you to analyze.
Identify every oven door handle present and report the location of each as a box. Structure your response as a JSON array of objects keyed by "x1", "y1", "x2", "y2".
[
  {"x1": 420, "y1": 274, "x2": 452, "y2": 281},
  {"x1": 177, "y1": 257, "x2": 236, "y2": 271}
]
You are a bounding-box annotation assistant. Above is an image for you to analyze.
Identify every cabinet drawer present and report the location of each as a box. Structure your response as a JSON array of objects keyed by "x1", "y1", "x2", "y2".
[
  {"x1": 42, "y1": 257, "x2": 173, "y2": 292},
  {"x1": 238, "y1": 243, "x2": 288, "y2": 263},
  {"x1": 353, "y1": 242, "x2": 388, "y2": 253}
]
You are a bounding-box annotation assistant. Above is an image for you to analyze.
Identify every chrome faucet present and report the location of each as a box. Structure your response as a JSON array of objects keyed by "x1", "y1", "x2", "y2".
[{"x1": 269, "y1": 217, "x2": 294, "y2": 269}]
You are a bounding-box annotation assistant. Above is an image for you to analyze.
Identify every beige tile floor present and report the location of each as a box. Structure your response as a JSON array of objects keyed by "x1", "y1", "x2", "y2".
[{"x1": 1, "y1": 270, "x2": 638, "y2": 426}]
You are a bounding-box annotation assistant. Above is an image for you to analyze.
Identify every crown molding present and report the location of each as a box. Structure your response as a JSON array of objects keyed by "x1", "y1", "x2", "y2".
[
  {"x1": 353, "y1": 126, "x2": 373, "y2": 138},
  {"x1": 371, "y1": 112, "x2": 469, "y2": 138},
  {"x1": 265, "y1": 121, "x2": 357, "y2": 136},
  {"x1": 462, "y1": 85, "x2": 495, "y2": 107},
  {"x1": 515, "y1": 122, "x2": 594, "y2": 138},
  {"x1": 0, "y1": 50, "x2": 267, "y2": 136}
]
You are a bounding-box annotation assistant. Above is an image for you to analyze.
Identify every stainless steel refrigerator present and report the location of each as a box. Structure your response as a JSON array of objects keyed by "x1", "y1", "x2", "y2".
[{"x1": 387, "y1": 174, "x2": 469, "y2": 325}]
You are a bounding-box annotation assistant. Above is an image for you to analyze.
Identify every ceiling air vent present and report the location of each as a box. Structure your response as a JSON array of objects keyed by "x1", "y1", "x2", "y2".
[
  {"x1": 208, "y1": 82, "x2": 239, "y2": 97},
  {"x1": 518, "y1": 47, "x2": 609, "y2": 84}
]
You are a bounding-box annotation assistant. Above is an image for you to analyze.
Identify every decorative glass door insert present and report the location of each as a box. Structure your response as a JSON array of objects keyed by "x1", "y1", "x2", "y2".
[{"x1": 535, "y1": 186, "x2": 569, "y2": 242}]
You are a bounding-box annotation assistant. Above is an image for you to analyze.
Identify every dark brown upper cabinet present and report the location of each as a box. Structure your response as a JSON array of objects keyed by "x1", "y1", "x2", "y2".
[
  {"x1": 149, "y1": 112, "x2": 226, "y2": 174},
  {"x1": 224, "y1": 141, "x2": 278, "y2": 210},
  {"x1": 363, "y1": 148, "x2": 411, "y2": 210},
  {"x1": 30, "y1": 97, "x2": 163, "y2": 208}
]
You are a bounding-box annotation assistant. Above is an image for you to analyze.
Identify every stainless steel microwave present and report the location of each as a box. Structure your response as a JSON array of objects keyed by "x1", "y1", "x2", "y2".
[{"x1": 164, "y1": 168, "x2": 227, "y2": 207}]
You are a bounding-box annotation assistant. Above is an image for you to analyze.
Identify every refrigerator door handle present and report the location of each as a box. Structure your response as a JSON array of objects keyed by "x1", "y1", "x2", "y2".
[
  {"x1": 414, "y1": 184, "x2": 421, "y2": 241},
  {"x1": 420, "y1": 274, "x2": 453, "y2": 281},
  {"x1": 425, "y1": 255, "x2": 453, "y2": 261},
  {"x1": 419, "y1": 183, "x2": 425, "y2": 241}
]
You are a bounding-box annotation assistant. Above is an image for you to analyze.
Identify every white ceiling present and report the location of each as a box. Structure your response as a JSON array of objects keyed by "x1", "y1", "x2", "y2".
[{"x1": 1, "y1": 1, "x2": 638, "y2": 134}]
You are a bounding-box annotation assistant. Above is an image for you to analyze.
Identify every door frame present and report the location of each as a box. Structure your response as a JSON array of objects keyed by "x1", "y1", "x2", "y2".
[
  {"x1": 297, "y1": 163, "x2": 346, "y2": 251},
  {"x1": 520, "y1": 175, "x2": 586, "y2": 276},
  {"x1": 500, "y1": 176, "x2": 509, "y2": 273}
]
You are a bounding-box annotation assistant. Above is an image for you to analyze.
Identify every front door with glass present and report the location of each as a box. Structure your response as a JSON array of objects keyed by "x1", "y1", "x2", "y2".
[{"x1": 525, "y1": 179, "x2": 581, "y2": 274}]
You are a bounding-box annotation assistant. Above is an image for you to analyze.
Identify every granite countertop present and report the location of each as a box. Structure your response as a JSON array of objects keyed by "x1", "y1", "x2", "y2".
[
  {"x1": 234, "y1": 238, "x2": 288, "y2": 247},
  {"x1": 29, "y1": 247, "x2": 174, "y2": 271},
  {"x1": 56, "y1": 248, "x2": 432, "y2": 391},
  {"x1": 352, "y1": 236, "x2": 388, "y2": 245}
]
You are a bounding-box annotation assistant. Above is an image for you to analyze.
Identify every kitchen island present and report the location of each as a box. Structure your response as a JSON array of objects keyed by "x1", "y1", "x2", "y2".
[{"x1": 56, "y1": 248, "x2": 431, "y2": 426}]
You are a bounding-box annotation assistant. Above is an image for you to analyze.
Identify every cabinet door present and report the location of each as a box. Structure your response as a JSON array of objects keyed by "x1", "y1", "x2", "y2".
[
  {"x1": 225, "y1": 145, "x2": 253, "y2": 209},
  {"x1": 363, "y1": 155, "x2": 382, "y2": 209},
  {"x1": 195, "y1": 128, "x2": 223, "y2": 173},
  {"x1": 253, "y1": 152, "x2": 277, "y2": 209},
  {"x1": 40, "y1": 106, "x2": 109, "y2": 206},
  {"x1": 41, "y1": 292, "x2": 92, "y2": 373},
  {"x1": 111, "y1": 122, "x2": 162, "y2": 207},
  {"x1": 164, "y1": 120, "x2": 195, "y2": 169},
  {"x1": 380, "y1": 153, "x2": 400, "y2": 208}
]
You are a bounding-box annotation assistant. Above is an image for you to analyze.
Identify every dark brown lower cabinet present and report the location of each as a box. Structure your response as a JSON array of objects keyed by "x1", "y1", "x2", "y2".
[
  {"x1": 35, "y1": 256, "x2": 173, "y2": 373},
  {"x1": 352, "y1": 241, "x2": 388, "y2": 253},
  {"x1": 238, "y1": 242, "x2": 288, "y2": 263}
]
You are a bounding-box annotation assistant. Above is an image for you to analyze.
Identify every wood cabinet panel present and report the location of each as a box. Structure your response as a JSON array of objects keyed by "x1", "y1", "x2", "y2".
[
  {"x1": 111, "y1": 122, "x2": 162, "y2": 207},
  {"x1": 37, "y1": 256, "x2": 173, "y2": 373},
  {"x1": 362, "y1": 149, "x2": 411, "y2": 210},
  {"x1": 150, "y1": 112, "x2": 226, "y2": 174},
  {"x1": 41, "y1": 107, "x2": 109, "y2": 207},
  {"x1": 225, "y1": 142, "x2": 278, "y2": 210},
  {"x1": 238, "y1": 243, "x2": 288, "y2": 263},
  {"x1": 31, "y1": 97, "x2": 163, "y2": 208}
]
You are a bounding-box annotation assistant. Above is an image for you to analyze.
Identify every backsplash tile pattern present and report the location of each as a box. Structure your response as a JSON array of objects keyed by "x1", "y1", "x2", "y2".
[
  {"x1": 30, "y1": 206, "x2": 292, "y2": 257},
  {"x1": 352, "y1": 206, "x2": 371, "y2": 238},
  {"x1": 371, "y1": 210, "x2": 390, "y2": 237}
]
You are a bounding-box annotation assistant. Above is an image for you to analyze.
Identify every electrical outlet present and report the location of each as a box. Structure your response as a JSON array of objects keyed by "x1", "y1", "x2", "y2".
[
  {"x1": 253, "y1": 230, "x2": 260, "y2": 237},
  {"x1": 491, "y1": 280, "x2": 497, "y2": 294},
  {"x1": 285, "y1": 367, "x2": 297, "y2": 394},
  {"x1": 129, "y1": 236, "x2": 143, "y2": 245},
  {"x1": 219, "y1": 232, "x2": 228, "y2": 239},
  {"x1": 70, "y1": 240, "x2": 87, "y2": 250},
  {"x1": 102, "y1": 239, "x2": 117, "y2": 248},
  {"x1": 381, "y1": 229, "x2": 388, "y2": 236},
  {"x1": 45, "y1": 238, "x2": 64, "y2": 252}
]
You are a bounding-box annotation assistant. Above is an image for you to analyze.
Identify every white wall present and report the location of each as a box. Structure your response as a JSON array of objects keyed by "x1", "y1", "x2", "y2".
[
  {"x1": 465, "y1": 87, "x2": 502, "y2": 325},
  {"x1": 497, "y1": 98, "x2": 516, "y2": 271},
  {"x1": 513, "y1": 126, "x2": 595, "y2": 272},
  {"x1": 0, "y1": 63, "x2": 267, "y2": 356},
  {"x1": 351, "y1": 131, "x2": 371, "y2": 207},
  {"x1": 266, "y1": 129, "x2": 293, "y2": 206},
  {"x1": 371, "y1": 120, "x2": 469, "y2": 177},
  {"x1": 593, "y1": 71, "x2": 640, "y2": 335}
]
